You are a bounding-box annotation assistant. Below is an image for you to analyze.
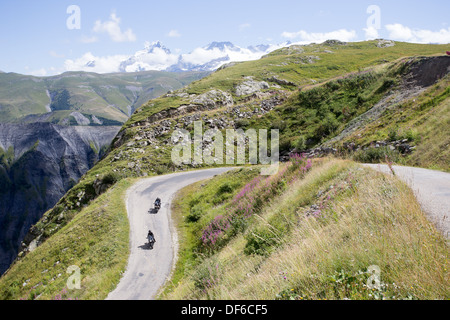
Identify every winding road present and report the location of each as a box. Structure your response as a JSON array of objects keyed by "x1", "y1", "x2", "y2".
[
  {"x1": 106, "y1": 167, "x2": 234, "y2": 300},
  {"x1": 107, "y1": 164, "x2": 449, "y2": 300}
]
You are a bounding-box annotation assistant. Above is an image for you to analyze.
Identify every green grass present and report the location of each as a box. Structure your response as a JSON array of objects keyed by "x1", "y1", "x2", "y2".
[
  {"x1": 338, "y1": 75, "x2": 450, "y2": 171},
  {"x1": 159, "y1": 167, "x2": 262, "y2": 296},
  {"x1": 129, "y1": 41, "x2": 448, "y2": 127},
  {"x1": 0, "y1": 178, "x2": 134, "y2": 300},
  {"x1": 161, "y1": 158, "x2": 449, "y2": 300},
  {"x1": 0, "y1": 70, "x2": 208, "y2": 124},
  {"x1": 2, "y1": 40, "x2": 449, "y2": 299}
]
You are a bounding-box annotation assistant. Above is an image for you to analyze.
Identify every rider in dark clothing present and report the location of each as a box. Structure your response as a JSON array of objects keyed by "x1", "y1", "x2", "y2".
[
  {"x1": 155, "y1": 197, "x2": 161, "y2": 206},
  {"x1": 147, "y1": 230, "x2": 155, "y2": 242}
]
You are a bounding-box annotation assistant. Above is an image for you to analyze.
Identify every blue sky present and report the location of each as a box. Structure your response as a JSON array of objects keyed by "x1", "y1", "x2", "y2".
[{"x1": 0, "y1": 0, "x2": 449, "y2": 75}]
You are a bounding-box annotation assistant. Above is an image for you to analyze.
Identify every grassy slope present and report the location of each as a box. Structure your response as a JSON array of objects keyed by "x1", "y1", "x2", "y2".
[
  {"x1": 123, "y1": 41, "x2": 449, "y2": 172},
  {"x1": 162, "y1": 158, "x2": 448, "y2": 300},
  {"x1": 128, "y1": 41, "x2": 448, "y2": 125},
  {"x1": 342, "y1": 75, "x2": 450, "y2": 171},
  {"x1": 0, "y1": 70, "x2": 208, "y2": 124},
  {"x1": 0, "y1": 40, "x2": 448, "y2": 299},
  {"x1": 0, "y1": 178, "x2": 133, "y2": 300},
  {"x1": 0, "y1": 73, "x2": 49, "y2": 120}
]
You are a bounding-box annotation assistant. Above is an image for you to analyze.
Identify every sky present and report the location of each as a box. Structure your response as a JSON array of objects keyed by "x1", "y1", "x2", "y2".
[{"x1": 0, "y1": 0, "x2": 449, "y2": 76}]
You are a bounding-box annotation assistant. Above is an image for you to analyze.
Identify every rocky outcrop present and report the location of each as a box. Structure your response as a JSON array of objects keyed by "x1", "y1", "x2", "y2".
[
  {"x1": 403, "y1": 55, "x2": 450, "y2": 88},
  {"x1": 0, "y1": 123, "x2": 120, "y2": 275},
  {"x1": 192, "y1": 89, "x2": 234, "y2": 108},
  {"x1": 266, "y1": 76, "x2": 296, "y2": 87},
  {"x1": 377, "y1": 39, "x2": 395, "y2": 48},
  {"x1": 235, "y1": 77, "x2": 270, "y2": 96},
  {"x1": 284, "y1": 138, "x2": 416, "y2": 162}
]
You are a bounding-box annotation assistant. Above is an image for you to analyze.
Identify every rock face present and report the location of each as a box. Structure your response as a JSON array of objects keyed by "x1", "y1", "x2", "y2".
[
  {"x1": 377, "y1": 39, "x2": 395, "y2": 48},
  {"x1": 191, "y1": 89, "x2": 234, "y2": 108},
  {"x1": 0, "y1": 123, "x2": 120, "y2": 275},
  {"x1": 235, "y1": 77, "x2": 270, "y2": 97}
]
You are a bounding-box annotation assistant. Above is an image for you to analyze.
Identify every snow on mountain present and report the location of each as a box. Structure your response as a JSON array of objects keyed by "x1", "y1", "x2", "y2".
[
  {"x1": 119, "y1": 41, "x2": 178, "y2": 72},
  {"x1": 65, "y1": 41, "x2": 289, "y2": 74}
]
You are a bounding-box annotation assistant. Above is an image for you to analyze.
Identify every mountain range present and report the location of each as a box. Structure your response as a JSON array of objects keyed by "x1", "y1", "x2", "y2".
[
  {"x1": 81, "y1": 41, "x2": 288, "y2": 74},
  {"x1": 0, "y1": 39, "x2": 449, "y2": 299},
  {"x1": 0, "y1": 69, "x2": 209, "y2": 275},
  {"x1": 0, "y1": 70, "x2": 209, "y2": 124}
]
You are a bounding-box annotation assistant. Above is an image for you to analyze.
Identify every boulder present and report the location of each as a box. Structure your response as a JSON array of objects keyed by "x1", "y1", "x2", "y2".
[{"x1": 235, "y1": 78, "x2": 270, "y2": 97}]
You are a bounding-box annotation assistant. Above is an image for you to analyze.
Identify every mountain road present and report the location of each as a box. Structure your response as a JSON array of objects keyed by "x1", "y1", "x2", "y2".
[
  {"x1": 364, "y1": 164, "x2": 450, "y2": 239},
  {"x1": 106, "y1": 167, "x2": 234, "y2": 300}
]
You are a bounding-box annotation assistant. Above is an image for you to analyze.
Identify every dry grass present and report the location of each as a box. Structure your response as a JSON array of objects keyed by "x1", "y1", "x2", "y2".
[{"x1": 163, "y1": 159, "x2": 449, "y2": 300}]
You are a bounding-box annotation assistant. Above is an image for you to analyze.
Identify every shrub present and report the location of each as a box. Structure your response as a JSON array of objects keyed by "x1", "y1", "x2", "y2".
[
  {"x1": 316, "y1": 113, "x2": 339, "y2": 137},
  {"x1": 186, "y1": 205, "x2": 203, "y2": 223},
  {"x1": 375, "y1": 77, "x2": 397, "y2": 94},
  {"x1": 388, "y1": 127, "x2": 398, "y2": 141},
  {"x1": 403, "y1": 129, "x2": 419, "y2": 142},
  {"x1": 217, "y1": 183, "x2": 233, "y2": 195},
  {"x1": 201, "y1": 215, "x2": 232, "y2": 248},
  {"x1": 235, "y1": 119, "x2": 250, "y2": 128},
  {"x1": 200, "y1": 158, "x2": 313, "y2": 251},
  {"x1": 101, "y1": 172, "x2": 119, "y2": 185},
  {"x1": 271, "y1": 119, "x2": 287, "y2": 132},
  {"x1": 353, "y1": 146, "x2": 400, "y2": 163},
  {"x1": 293, "y1": 136, "x2": 306, "y2": 151}
]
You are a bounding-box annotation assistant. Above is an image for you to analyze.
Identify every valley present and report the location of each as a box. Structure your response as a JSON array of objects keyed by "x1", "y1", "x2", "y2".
[
  {"x1": 0, "y1": 69, "x2": 209, "y2": 275},
  {"x1": 0, "y1": 39, "x2": 448, "y2": 300}
]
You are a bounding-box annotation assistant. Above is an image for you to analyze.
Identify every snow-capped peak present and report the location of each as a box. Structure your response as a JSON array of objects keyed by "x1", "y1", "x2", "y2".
[
  {"x1": 66, "y1": 40, "x2": 290, "y2": 74},
  {"x1": 144, "y1": 41, "x2": 171, "y2": 54},
  {"x1": 204, "y1": 41, "x2": 240, "y2": 51}
]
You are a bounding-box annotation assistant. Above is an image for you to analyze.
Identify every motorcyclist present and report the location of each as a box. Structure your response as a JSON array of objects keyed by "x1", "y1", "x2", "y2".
[
  {"x1": 154, "y1": 197, "x2": 161, "y2": 208},
  {"x1": 147, "y1": 230, "x2": 155, "y2": 243}
]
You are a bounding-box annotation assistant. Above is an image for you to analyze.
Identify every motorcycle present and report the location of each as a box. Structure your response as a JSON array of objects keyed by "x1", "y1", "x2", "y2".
[
  {"x1": 147, "y1": 232, "x2": 156, "y2": 249},
  {"x1": 153, "y1": 198, "x2": 161, "y2": 213}
]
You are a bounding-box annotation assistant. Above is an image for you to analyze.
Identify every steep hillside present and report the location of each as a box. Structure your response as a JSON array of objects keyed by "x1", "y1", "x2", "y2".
[
  {"x1": 0, "y1": 69, "x2": 208, "y2": 276},
  {"x1": 0, "y1": 124, "x2": 120, "y2": 275},
  {"x1": 162, "y1": 158, "x2": 448, "y2": 300},
  {"x1": 0, "y1": 70, "x2": 209, "y2": 124},
  {"x1": 0, "y1": 40, "x2": 448, "y2": 299}
]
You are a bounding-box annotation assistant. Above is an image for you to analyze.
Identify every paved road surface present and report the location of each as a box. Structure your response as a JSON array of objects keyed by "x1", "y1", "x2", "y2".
[
  {"x1": 106, "y1": 167, "x2": 234, "y2": 300},
  {"x1": 108, "y1": 164, "x2": 449, "y2": 300},
  {"x1": 364, "y1": 164, "x2": 450, "y2": 239}
]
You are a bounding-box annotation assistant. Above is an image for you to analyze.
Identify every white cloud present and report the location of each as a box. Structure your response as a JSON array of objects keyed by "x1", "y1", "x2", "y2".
[
  {"x1": 124, "y1": 45, "x2": 179, "y2": 72},
  {"x1": 30, "y1": 68, "x2": 48, "y2": 77},
  {"x1": 363, "y1": 26, "x2": 380, "y2": 40},
  {"x1": 182, "y1": 47, "x2": 227, "y2": 65},
  {"x1": 93, "y1": 13, "x2": 136, "y2": 42},
  {"x1": 64, "y1": 42, "x2": 180, "y2": 73},
  {"x1": 385, "y1": 24, "x2": 414, "y2": 41},
  {"x1": 181, "y1": 43, "x2": 285, "y2": 68},
  {"x1": 64, "y1": 52, "x2": 129, "y2": 73},
  {"x1": 167, "y1": 30, "x2": 181, "y2": 38},
  {"x1": 386, "y1": 23, "x2": 450, "y2": 44},
  {"x1": 61, "y1": 41, "x2": 288, "y2": 74},
  {"x1": 281, "y1": 29, "x2": 357, "y2": 43}
]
